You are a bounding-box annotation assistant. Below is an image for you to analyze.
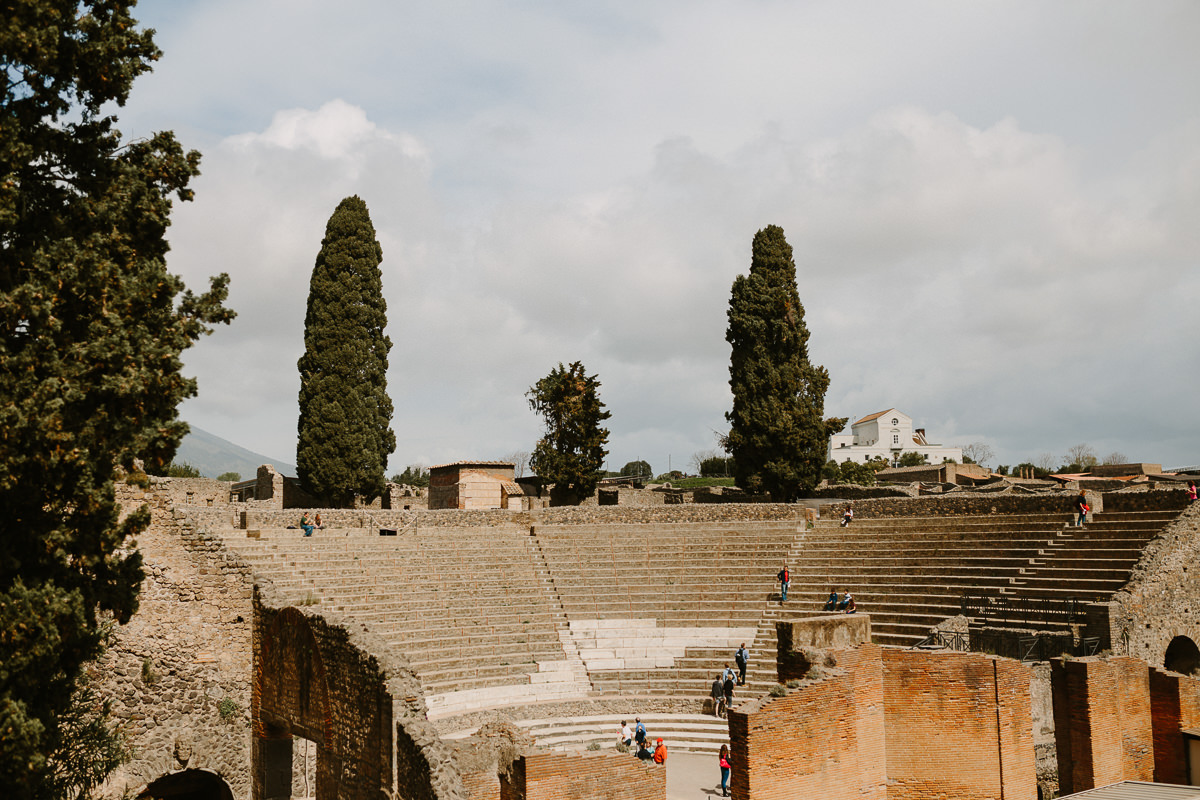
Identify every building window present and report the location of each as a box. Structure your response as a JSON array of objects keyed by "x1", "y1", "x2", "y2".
[
  {"x1": 893, "y1": 434, "x2": 899, "y2": 444},
  {"x1": 892, "y1": 418, "x2": 898, "y2": 425}
]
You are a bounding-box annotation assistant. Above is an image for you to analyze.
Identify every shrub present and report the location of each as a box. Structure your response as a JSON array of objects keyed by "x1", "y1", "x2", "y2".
[
  {"x1": 586, "y1": 742, "x2": 601, "y2": 751},
  {"x1": 768, "y1": 684, "x2": 788, "y2": 697},
  {"x1": 218, "y1": 697, "x2": 237, "y2": 722}
]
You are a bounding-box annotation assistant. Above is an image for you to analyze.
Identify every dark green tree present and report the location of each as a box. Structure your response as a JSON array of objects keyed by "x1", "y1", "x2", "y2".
[
  {"x1": 0, "y1": 3, "x2": 234, "y2": 796},
  {"x1": 725, "y1": 225, "x2": 845, "y2": 501},
  {"x1": 898, "y1": 451, "x2": 929, "y2": 467},
  {"x1": 620, "y1": 460, "x2": 653, "y2": 479},
  {"x1": 527, "y1": 362, "x2": 611, "y2": 505},
  {"x1": 296, "y1": 196, "x2": 396, "y2": 507}
]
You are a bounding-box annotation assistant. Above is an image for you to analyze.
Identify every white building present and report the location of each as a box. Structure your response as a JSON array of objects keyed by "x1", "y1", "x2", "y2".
[{"x1": 827, "y1": 408, "x2": 963, "y2": 466}]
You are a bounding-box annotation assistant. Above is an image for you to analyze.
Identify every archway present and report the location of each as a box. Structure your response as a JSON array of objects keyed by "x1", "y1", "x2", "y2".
[
  {"x1": 1165, "y1": 635, "x2": 1200, "y2": 675},
  {"x1": 139, "y1": 769, "x2": 234, "y2": 800}
]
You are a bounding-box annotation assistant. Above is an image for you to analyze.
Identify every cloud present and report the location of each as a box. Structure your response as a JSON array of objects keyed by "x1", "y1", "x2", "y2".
[{"x1": 121, "y1": 0, "x2": 1199, "y2": 475}]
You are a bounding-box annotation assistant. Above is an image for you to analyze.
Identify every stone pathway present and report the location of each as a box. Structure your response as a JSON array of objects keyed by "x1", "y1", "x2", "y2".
[{"x1": 666, "y1": 752, "x2": 727, "y2": 800}]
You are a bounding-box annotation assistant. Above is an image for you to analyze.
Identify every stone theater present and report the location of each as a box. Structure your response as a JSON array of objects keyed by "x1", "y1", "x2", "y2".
[{"x1": 94, "y1": 468, "x2": 1200, "y2": 799}]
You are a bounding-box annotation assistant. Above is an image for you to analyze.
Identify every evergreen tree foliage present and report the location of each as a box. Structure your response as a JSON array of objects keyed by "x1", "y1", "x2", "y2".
[
  {"x1": 0, "y1": 3, "x2": 234, "y2": 796},
  {"x1": 296, "y1": 196, "x2": 396, "y2": 506},
  {"x1": 620, "y1": 460, "x2": 653, "y2": 479},
  {"x1": 527, "y1": 362, "x2": 611, "y2": 505},
  {"x1": 725, "y1": 225, "x2": 845, "y2": 501}
]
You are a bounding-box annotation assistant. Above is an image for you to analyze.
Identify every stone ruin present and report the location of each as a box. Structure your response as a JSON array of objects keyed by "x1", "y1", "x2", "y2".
[{"x1": 91, "y1": 473, "x2": 1200, "y2": 799}]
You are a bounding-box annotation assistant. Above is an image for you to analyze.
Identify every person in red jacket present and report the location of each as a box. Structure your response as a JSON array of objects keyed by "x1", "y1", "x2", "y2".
[{"x1": 653, "y1": 738, "x2": 667, "y2": 764}]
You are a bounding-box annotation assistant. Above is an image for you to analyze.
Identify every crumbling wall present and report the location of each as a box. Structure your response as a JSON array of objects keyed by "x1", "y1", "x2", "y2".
[
  {"x1": 1107, "y1": 503, "x2": 1200, "y2": 667},
  {"x1": 96, "y1": 481, "x2": 255, "y2": 799}
]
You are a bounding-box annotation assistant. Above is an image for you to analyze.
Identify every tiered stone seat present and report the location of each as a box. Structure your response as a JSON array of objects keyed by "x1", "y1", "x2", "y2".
[
  {"x1": 219, "y1": 525, "x2": 591, "y2": 717},
  {"x1": 534, "y1": 521, "x2": 801, "y2": 697},
  {"x1": 786, "y1": 510, "x2": 1181, "y2": 645},
  {"x1": 442, "y1": 713, "x2": 731, "y2": 754}
]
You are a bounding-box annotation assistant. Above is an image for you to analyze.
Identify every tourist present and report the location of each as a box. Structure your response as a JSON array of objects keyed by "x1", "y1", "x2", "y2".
[
  {"x1": 837, "y1": 591, "x2": 852, "y2": 612},
  {"x1": 634, "y1": 717, "x2": 646, "y2": 747},
  {"x1": 723, "y1": 662, "x2": 736, "y2": 684},
  {"x1": 636, "y1": 740, "x2": 654, "y2": 760},
  {"x1": 842, "y1": 505, "x2": 854, "y2": 527},
  {"x1": 300, "y1": 511, "x2": 315, "y2": 537},
  {"x1": 653, "y1": 738, "x2": 667, "y2": 764},
  {"x1": 618, "y1": 720, "x2": 632, "y2": 747},
  {"x1": 777, "y1": 564, "x2": 790, "y2": 603},
  {"x1": 734, "y1": 643, "x2": 749, "y2": 685},
  {"x1": 723, "y1": 673, "x2": 735, "y2": 711},
  {"x1": 718, "y1": 744, "x2": 732, "y2": 797},
  {"x1": 823, "y1": 587, "x2": 838, "y2": 611},
  {"x1": 844, "y1": 595, "x2": 857, "y2": 614},
  {"x1": 1075, "y1": 491, "x2": 1089, "y2": 527},
  {"x1": 314, "y1": 512, "x2": 324, "y2": 529},
  {"x1": 711, "y1": 674, "x2": 725, "y2": 717},
  {"x1": 1188, "y1": 481, "x2": 1196, "y2": 503}
]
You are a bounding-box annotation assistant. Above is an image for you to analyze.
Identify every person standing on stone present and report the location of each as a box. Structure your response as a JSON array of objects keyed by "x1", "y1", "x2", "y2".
[
  {"x1": 723, "y1": 673, "x2": 735, "y2": 711},
  {"x1": 777, "y1": 564, "x2": 790, "y2": 603},
  {"x1": 718, "y1": 744, "x2": 732, "y2": 797},
  {"x1": 300, "y1": 511, "x2": 315, "y2": 537},
  {"x1": 1188, "y1": 481, "x2": 1196, "y2": 503},
  {"x1": 734, "y1": 643, "x2": 749, "y2": 685},
  {"x1": 1075, "y1": 491, "x2": 1089, "y2": 527},
  {"x1": 653, "y1": 738, "x2": 667, "y2": 764}
]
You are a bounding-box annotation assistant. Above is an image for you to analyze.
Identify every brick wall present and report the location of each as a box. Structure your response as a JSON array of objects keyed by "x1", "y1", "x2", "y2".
[
  {"x1": 1149, "y1": 669, "x2": 1200, "y2": 784},
  {"x1": 1051, "y1": 657, "x2": 1155, "y2": 793},
  {"x1": 500, "y1": 752, "x2": 664, "y2": 800},
  {"x1": 882, "y1": 649, "x2": 1035, "y2": 800},
  {"x1": 1053, "y1": 656, "x2": 1200, "y2": 793},
  {"x1": 727, "y1": 644, "x2": 887, "y2": 800}
]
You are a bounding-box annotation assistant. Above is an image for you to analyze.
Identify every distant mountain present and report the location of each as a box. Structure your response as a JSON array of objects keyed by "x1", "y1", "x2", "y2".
[{"x1": 174, "y1": 425, "x2": 296, "y2": 480}]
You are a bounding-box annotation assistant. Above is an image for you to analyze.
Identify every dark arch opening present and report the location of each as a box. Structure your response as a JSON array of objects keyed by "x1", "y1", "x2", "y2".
[
  {"x1": 1165, "y1": 635, "x2": 1200, "y2": 676},
  {"x1": 138, "y1": 769, "x2": 234, "y2": 800}
]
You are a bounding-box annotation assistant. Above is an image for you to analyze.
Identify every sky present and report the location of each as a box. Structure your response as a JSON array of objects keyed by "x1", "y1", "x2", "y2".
[{"x1": 117, "y1": 0, "x2": 1200, "y2": 476}]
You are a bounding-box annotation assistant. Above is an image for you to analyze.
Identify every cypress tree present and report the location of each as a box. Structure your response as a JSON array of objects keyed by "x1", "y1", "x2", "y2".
[
  {"x1": 725, "y1": 225, "x2": 845, "y2": 501},
  {"x1": 297, "y1": 196, "x2": 396, "y2": 506}
]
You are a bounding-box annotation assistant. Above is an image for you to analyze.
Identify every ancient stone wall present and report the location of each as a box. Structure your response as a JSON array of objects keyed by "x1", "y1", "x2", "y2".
[
  {"x1": 233, "y1": 503, "x2": 802, "y2": 531},
  {"x1": 1103, "y1": 487, "x2": 1190, "y2": 512},
  {"x1": 882, "y1": 649, "x2": 1035, "y2": 800},
  {"x1": 824, "y1": 493, "x2": 1077, "y2": 519},
  {"x1": 1050, "y1": 655, "x2": 1200, "y2": 793},
  {"x1": 1107, "y1": 503, "x2": 1200, "y2": 667},
  {"x1": 97, "y1": 482, "x2": 256, "y2": 799},
  {"x1": 500, "y1": 752, "x2": 664, "y2": 800},
  {"x1": 727, "y1": 644, "x2": 887, "y2": 800}
]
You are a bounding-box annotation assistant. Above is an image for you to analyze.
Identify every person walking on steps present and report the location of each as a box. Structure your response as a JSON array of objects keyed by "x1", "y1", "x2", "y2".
[
  {"x1": 777, "y1": 564, "x2": 790, "y2": 603},
  {"x1": 735, "y1": 643, "x2": 749, "y2": 685},
  {"x1": 711, "y1": 674, "x2": 726, "y2": 717},
  {"x1": 1075, "y1": 491, "x2": 1089, "y2": 527},
  {"x1": 718, "y1": 744, "x2": 732, "y2": 797}
]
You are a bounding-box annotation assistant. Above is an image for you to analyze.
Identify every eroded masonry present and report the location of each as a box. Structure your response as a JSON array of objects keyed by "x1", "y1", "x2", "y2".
[{"x1": 95, "y1": 473, "x2": 1200, "y2": 800}]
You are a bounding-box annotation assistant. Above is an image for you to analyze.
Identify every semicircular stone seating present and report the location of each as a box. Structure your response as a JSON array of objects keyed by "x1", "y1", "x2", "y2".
[{"x1": 213, "y1": 505, "x2": 1181, "y2": 752}]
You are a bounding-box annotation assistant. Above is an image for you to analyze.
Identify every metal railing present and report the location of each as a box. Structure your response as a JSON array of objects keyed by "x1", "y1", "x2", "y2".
[
  {"x1": 911, "y1": 629, "x2": 1102, "y2": 662},
  {"x1": 960, "y1": 591, "x2": 1086, "y2": 626}
]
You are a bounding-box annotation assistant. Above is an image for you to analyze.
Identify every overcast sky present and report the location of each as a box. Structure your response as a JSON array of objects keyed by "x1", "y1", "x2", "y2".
[{"x1": 119, "y1": 1, "x2": 1200, "y2": 475}]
